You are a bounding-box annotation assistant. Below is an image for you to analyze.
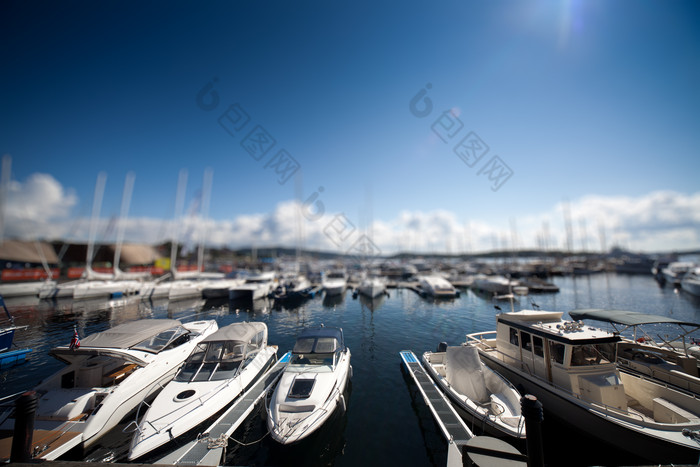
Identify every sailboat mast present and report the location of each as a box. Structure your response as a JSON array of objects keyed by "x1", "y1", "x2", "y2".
[
  {"x1": 196, "y1": 169, "x2": 212, "y2": 273},
  {"x1": 113, "y1": 172, "x2": 135, "y2": 274},
  {"x1": 86, "y1": 172, "x2": 107, "y2": 275},
  {"x1": 171, "y1": 169, "x2": 188, "y2": 277}
]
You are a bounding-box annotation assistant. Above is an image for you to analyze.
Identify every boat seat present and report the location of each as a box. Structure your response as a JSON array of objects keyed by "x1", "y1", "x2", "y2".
[
  {"x1": 104, "y1": 363, "x2": 138, "y2": 385},
  {"x1": 653, "y1": 397, "x2": 700, "y2": 424}
]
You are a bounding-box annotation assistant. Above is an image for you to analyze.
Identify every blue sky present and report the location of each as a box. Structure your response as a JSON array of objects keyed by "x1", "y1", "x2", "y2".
[{"x1": 2, "y1": 0, "x2": 699, "y2": 254}]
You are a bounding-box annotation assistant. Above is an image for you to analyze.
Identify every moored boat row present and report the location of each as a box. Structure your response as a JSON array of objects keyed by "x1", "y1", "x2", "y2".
[{"x1": 0, "y1": 319, "x2": 352, "y2": 463}]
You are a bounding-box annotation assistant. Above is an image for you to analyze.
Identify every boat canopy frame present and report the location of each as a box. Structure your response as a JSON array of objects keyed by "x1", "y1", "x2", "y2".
[{"x1": 569, "y1": 308, "x2": 700, "y2": 353}]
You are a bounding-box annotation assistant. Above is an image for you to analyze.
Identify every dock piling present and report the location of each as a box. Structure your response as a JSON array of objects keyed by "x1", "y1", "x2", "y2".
[
  {"x1": 11, "y1": 390, "x2": 38, "y2": 462},
  {"x1": 521, "y1": 394, "x2": 544, "y2": 467}
]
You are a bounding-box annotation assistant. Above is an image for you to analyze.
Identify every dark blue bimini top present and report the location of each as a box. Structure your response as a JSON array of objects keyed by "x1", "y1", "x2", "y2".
[{"x1": 293, "y1": 326, "x2": 344, "y2": 354}]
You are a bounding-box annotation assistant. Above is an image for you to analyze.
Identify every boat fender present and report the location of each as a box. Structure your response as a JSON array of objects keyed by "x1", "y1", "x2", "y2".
[
  {"x1": 437, "y1": 342, "x2": 448, "y2": 353},
  {"x1": 340, "y1": 394, "x2": 346, "y2": 413}
]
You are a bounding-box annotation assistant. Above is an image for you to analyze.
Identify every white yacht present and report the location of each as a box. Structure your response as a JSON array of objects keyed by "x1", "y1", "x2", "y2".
[
  {"x1": 322, "y1": 270, "x2": 347, "y2": 296},
  {"x1": 357, "y1": 276, "x2": 386, "y2": 298},
  {"x1": 128, "y1": 322, "x2": 277, "y2": 460},
  {"x1": 467, "y1": 309, "x2": 700, "y2": 463},
  {"x1": 0, "y1": 280, "x2": 56, "y2": 298},
  {"x1": 681, "y1": 268, "x2": 700, "y2": 297},
  {"x1": 273, "y1": 274, "x2": 312, "y2": 300},
  {"x1": 661, "y1": 261, "x2": 695, "y2": 287},
  {"x1": 422, "y1": 345, "x2": 525, "y2": 440},
  {"x1": 418, "y1": 275, "x2": 458, "y2": 298},
  {"x1": 229, "y1": 271, "x2": 276, "y2": 300},
  {"x1": 267, "y1": 326, "x2": 351, "y2": 444},
  {"x1": 471, "y1": 274, "x2": 523, "y2": 296},
  {"x1": 201, "y1": 276, "x2": 246, "y2": 299},
  {"x1": 0, "y1": 319, "x2": 218, "y2": 460}
]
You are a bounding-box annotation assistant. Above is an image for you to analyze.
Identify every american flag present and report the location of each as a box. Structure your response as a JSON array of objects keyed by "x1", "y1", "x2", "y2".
[{"x1": 69, "y1": 328, "x2": 80, "y2": 350}]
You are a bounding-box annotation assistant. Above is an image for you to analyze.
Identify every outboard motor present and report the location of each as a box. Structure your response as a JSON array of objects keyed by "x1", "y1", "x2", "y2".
[{"x1": 437, "y1": 341, "x2": 448, "y2": 353}]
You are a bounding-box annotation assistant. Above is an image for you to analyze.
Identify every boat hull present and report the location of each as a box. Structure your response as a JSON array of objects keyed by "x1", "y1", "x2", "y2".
[
  {"x1": 128, "y1": 347, "x2": 277, "y2": 460},
  {"x1": 268, "y1": 351, "x2": 351, "y2": 445},
  {"x1": 478, "y1": 349, "x2": 700, "y2": 464}
]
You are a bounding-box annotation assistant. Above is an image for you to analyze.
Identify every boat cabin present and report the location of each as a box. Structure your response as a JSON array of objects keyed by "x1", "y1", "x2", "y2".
[{"x1": 495, "y1": 310, "x2": 626, "y2": 410}]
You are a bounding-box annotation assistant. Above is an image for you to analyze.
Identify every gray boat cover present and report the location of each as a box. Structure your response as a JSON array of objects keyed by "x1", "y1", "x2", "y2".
[
  {"x1": 445, "y1": 345, "x2": 490, "y2": 404},
  {"x1": 202, "y1": 322, "x2": 267, "y2": 344},
  {"x1": 79, "y1": 319, "x2": 182, "y2": 349}
]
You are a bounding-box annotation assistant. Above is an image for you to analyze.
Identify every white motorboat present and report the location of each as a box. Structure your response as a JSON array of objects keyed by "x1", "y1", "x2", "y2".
[
  {"x1": 467, "y1": 309, "x2": 700, "y2": 463},
  {"x1": 422, "y1": 345, "x2": 525, "y2": 440},
  {"x1": 322, "y1": 270, "x2": 347, "y2": 296},
  {"x1": 681, "y1": 268, "x2": 700, "y2": 297},
  {"x1": 229, "y1": 271, "x2": 276, "y2": 300},
  {"x1": 0, "y1": 319, "x2": 218, "y2": 460},
  {"x1": 418, "y1": 275, "x2": 458, "y2": 298},
  {"x1": 357, "y1": 276, "x2": 386, "y2": 298},
  {"x1": 471, "y1": 274, "x2": 523, "y2": 296},
  {"x1": 273, "y1": 274, "x2": 312, "y2": 300},
  {"x1": 267, "y1": 326, "x2": 351, "y2": 444},
  {"x1": 661, "y1": 261, "x2": 695, "y2": 287},
  {"x1": 128, "y1": 322, "x2": 277, "y2": 460},
  {"x1": 201, "y1": 276, "x2": 246, "y2": 299}
]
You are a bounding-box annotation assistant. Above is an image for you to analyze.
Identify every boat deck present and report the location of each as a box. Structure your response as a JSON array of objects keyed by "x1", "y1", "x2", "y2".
[
  {"x1": 399, "y1": 351, "x2": 473, "y2": 451},
  {"x1": 156, "y1": 351, "x2": 291, "y2": 466}
]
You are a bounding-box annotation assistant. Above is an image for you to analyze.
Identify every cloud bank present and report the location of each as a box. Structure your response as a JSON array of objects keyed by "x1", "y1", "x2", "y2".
[{"x1": 2, "y1": 173, "x2": 699, "y2": 254}]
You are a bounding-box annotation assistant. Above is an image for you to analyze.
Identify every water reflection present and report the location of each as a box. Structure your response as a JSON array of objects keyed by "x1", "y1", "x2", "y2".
[
  {"x1": 322, "y1": 290, "x2": 346, "y2": 308},
  {"x1": 357, "y1": 293, "x2": 386, "y2": 312}
]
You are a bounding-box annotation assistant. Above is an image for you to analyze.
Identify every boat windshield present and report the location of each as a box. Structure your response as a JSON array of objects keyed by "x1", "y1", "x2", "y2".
[
  {"x1": 175, "y1": 341, "x2": 249, "y2": 382},
  {"x1": 131, "y1": 326, "x2": 190, "y2": 353}
]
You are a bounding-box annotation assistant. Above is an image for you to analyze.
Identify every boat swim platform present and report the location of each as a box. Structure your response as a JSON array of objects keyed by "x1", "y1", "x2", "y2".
[
  {"x1": 399, "y1": 351, "x2": 474, "y2": 455},
  {"x1": 0, "y1": 428, "x2": 82, "y2": 462},
  {"x1": 156, "y1": 351, "x2": 291, "y2": 466}
]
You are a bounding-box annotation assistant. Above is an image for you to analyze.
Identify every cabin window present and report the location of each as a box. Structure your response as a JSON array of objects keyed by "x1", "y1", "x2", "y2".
[
  {"x1": 533, "y1": 336, "x2": 544, "y2": 357},
  {"x1": 509, "y1": 328, "x2": 519, "y2": 346},
  {"x1": 549, "y1": 342, "x2": 565, "y2": 364},
  {"x1": 521, "y1": 331, "x2": 533, "y2": 353},
  {"x1": 571, "y1": 344, "x2": 613, "y2": 366}
]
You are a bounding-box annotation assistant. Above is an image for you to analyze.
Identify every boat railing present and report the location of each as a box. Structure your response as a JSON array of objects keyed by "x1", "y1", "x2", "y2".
[{"x1": 618, "y1": 366, "x2": 700, "y2": 403}]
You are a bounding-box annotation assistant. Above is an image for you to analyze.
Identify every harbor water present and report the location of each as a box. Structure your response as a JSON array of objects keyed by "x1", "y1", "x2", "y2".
[{"x1": 2, "y1": 273, "x2": 700, "y2": 466}]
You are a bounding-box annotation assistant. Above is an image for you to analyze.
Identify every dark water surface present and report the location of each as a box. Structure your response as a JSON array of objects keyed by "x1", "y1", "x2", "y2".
[{"x1": 3, "y1": 273, "x2": 700, "y2": 466}]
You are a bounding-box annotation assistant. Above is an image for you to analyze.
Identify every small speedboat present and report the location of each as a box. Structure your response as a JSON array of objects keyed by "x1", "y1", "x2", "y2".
[
  {"x1": 0, "y1": 318, "x2": 218, "y2": 461},
  {"x1": 418, "y1": 275, "x2": 459, "y2": 298},
  {"x1": 267, "y1": 326, "x2": 351, "y2": 444},
  {"x1": 357, "y1": 276, "x2": 385, "y2": 298},
  {"x1": 128, "y1": 321, "x2": 277, "y2": 460},
  {"x1": 422, "y1": 345, "x2": 525, "y2": 440},
  {"x1": 322, "y1": 272, "x2": 347, "y2": 297}
]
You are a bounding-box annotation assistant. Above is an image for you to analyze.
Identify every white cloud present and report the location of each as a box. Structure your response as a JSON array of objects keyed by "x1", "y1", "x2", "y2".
[
  {"x1": 3, "y1": 173, "x2": 699, "y2": 254},
  {"x1": 2, "y1": 173, "x2": 78, "y2": 239}
]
